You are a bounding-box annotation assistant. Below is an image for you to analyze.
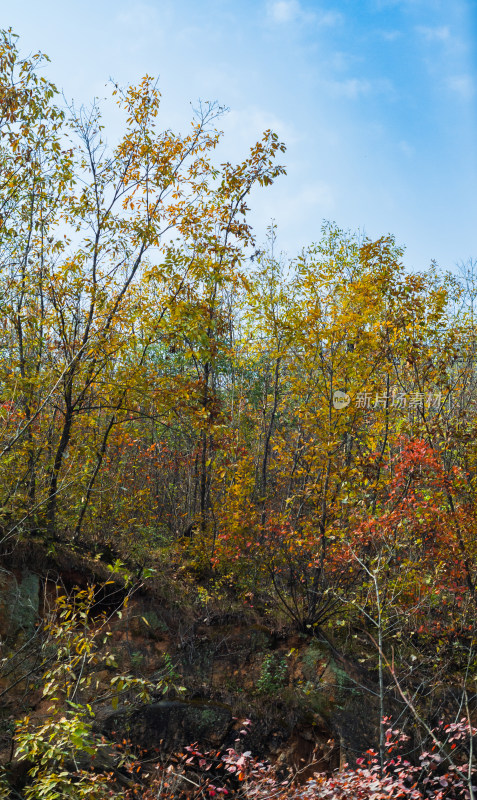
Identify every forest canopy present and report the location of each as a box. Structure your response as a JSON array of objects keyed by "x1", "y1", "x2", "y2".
[
  {"x1": 1, "y1": 27, "x2": 477, "y2": 627},
  {"x1": 0, "y1": 27, "x2": 476, "y2": 799}
]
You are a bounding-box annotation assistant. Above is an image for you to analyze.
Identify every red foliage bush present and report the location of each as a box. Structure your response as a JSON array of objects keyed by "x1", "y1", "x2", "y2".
[{"x1": 124, "y1": 717, "x2": 476, "y2": 799}]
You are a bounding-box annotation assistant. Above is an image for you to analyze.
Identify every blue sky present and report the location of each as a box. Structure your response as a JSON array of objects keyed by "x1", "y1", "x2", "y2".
[{"x1": 3, "y1": 0, "x2": 476, "y2": 270}]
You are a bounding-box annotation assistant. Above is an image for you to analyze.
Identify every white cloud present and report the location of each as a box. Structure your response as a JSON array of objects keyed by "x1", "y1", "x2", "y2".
[
  {"x1": 380, "y1": 29, "x2": 402, "y2": 41},
  {"x1": 416, "y1": 25, "x2": 451, "y2": 42},
  {"x1": 318, "y1": 10, "x2": 344, "y2": 27},
  {"x1": 328, "y1": 51, "x2": 358, "y2": 72},
  {"x1": 267, "y1": 0, "x2": 302, "y2": 23},
  {"x1": 255, "y1": 180, "x2": 336, "y2": 234},
  {"x1": 222, "y1": 107, "x2": 300, "y2": 154},
  {"x1": 399, "y1": 140, "x2": 415, "y2": 157},
  {"x1": 333, "y1": 78, "x2": 372, "y2": 99},
  {"x1": 323, "y1": 77, "x2": 394, "y2": 100},
  {"x1": 266, "y1": 1, "x2": 342, "y2": 27},
  {"x1": 447, "y1": 74, "x2": 475, "y2": 101},
  {"x1": 374, "y1": 0, "x2": 444, "y2": 9}
]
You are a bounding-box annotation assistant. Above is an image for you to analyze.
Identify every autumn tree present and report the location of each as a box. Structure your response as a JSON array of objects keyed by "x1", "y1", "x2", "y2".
[{"x1": 0, "y1": 30, "x2": 285, "y2": 553}]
